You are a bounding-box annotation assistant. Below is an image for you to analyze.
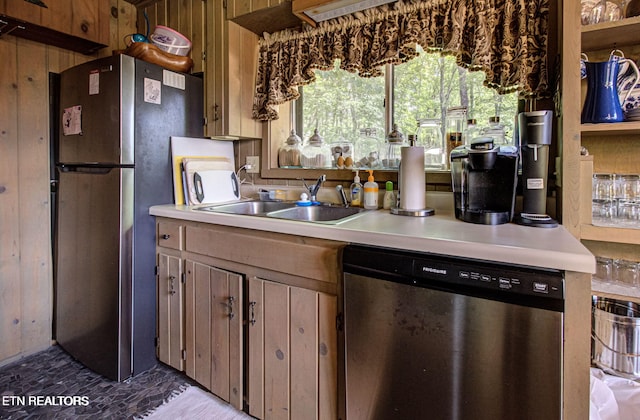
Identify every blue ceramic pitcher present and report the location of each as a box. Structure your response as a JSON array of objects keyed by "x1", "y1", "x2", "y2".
[{"x1": 582, "y1": 57, "x2": 639, "y2": 123}]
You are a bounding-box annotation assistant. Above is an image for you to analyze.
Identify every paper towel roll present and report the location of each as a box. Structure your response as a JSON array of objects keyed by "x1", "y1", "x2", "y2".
[{"x1": 400, "y1": 146, "x2": 426, "y2": 210}]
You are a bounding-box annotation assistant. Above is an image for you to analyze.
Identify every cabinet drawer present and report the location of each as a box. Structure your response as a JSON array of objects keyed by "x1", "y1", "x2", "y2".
[
  {"x1": 157, "y1": 221, "x2": 184, "y2": 250},
  {"x1": 185, "y1": 224, "x2": 344, "y2": 284}
]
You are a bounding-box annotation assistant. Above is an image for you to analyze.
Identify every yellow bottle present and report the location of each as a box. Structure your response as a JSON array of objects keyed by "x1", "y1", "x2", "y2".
[{"x1": 363, "y1": 170, "x2": 379, "y2": 209}]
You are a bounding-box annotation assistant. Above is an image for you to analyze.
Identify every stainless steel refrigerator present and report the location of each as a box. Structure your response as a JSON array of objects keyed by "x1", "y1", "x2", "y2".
[{"x1": 53, "y1": 54, "x2": 203, "y2": 381}]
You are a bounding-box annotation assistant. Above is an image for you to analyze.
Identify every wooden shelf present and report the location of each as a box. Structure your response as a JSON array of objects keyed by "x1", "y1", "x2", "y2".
[
  {"x1": 592, "y1": 279, "x2": 640, "y2": 303},
  {"x1": 581, "y1": 224, "x2": 640, "y2": 244},
  {"x1": 581, "y1": 121, "x2": 640, "y2": 135},
  {"x1": 582, "y1": 15, "x2": 640, "y2": 51}
]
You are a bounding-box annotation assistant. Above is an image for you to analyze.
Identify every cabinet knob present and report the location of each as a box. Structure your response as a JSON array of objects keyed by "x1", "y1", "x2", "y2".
[{"x1": 161, "y1": 234, "x2": 171, "y2": 240}]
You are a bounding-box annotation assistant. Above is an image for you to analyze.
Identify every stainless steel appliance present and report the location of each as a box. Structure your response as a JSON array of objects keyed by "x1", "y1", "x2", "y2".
[
  {"x1": 54, "y1": 54, "x2": 203, "y2": 381},
  {"x1": 343, "y1": 245, "x2": 564, "y2": 420},
  {"x1": 450, "y1": 138, "x2": 519, "y2": 225}
]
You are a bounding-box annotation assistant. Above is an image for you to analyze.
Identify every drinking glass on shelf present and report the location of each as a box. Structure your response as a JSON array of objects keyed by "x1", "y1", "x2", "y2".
[
  {"x1": 614, "y1": 174, "x2": 640, "y2": 200},
  {"x1": 592, "y1": 198, "x2": 617, "y2": 226},
  {"x1": 617, "y1": 200, "x2": 640, "y2": 227},
  {"x1": 595, "y1": 256, "x2": 614, "y2": 282},
  {"x1": 593, "y1": 173, "x2": 614, "y2": 199},
  {"x1": 613, "y1": 259, "x2": 640, "y2": 287}
]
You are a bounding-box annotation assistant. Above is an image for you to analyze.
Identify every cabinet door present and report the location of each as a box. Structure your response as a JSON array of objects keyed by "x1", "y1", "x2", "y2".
[
  {"x1": 248, "y1": 277, "x2": 338, "y2": 420},
  {"x1": 2, "y1": 0, "x2": 109, "y2": 49},
  {"x1": 157, "y1": 252, "x2": 184, "y2": 371},
  {"x1": 185, "y1": 260, "x2": 244, "y2": 410}
]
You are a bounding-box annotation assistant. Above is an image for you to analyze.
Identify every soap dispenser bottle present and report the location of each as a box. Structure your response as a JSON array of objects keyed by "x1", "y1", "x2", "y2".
[
  {"x1": 383, "y1": 181, "x2": 395, "y2": 209},
  {"x1": 350, "y1": 171, "x2": 363, "y2": 207},
  {"x1": 363, "y1": 170, "x2": 379, "y2": 209}
]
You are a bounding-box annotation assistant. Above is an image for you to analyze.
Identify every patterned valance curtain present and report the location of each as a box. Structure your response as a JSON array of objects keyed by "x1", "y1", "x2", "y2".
[{"x1": 253, "y1": 0, "x2": 550, "y2": 121}]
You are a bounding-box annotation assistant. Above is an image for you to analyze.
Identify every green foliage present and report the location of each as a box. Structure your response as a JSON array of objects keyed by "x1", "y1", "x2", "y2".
[{"x1": 297, "y1": 47, "x2": 519, "y2": 163}]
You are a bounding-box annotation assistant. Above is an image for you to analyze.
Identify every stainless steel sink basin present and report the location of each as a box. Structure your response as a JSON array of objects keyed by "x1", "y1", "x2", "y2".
[
  {"x1": 198, "y1": 200, "x2": 296, "y2": 215},
  {"x1": 266, "y1": 205, "x2": 367, "y2": 223}
]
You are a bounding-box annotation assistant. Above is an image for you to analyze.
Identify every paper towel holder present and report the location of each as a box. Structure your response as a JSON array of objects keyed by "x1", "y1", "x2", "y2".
[{"x1": 391, "y1": 136, "x2": 435, "y2": 217}]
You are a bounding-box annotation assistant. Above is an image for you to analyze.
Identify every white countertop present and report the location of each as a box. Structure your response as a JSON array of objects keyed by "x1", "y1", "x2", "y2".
[{"x1": 150, "y1": 194, "x2": 595, "y2": 274}]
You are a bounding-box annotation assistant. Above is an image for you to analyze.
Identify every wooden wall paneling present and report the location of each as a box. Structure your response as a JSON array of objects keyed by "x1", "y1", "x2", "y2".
[
  {"x1": 167, "y1": 0, "x2": 180, "y2": 30},
  {"x1": 190, "y1": 0, "x2": 204, "y2": 73},
  {"x1": 105, "y1": 0, "x2": 139, "y2": 56},
  {"x1": 0, "y1": 36, "x2": 22, "y2": 362},
  {"x1": 16, "y1": 38, "x2": 52, "y2": 353}
]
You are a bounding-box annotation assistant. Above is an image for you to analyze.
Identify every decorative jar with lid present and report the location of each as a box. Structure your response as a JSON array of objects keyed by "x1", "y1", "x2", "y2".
[
  {"x1": 278, "y1": 129, "x2": 302, "y2": 168},
  {"x1": 354, "y1": 128, "x2": 383, "y2": 169},
  {"x1": 301, "y1": 129, "x2": 332, "y2": 168},
  {"x1": 383, "y1": 124, "x2": 406, "y2": 169}
]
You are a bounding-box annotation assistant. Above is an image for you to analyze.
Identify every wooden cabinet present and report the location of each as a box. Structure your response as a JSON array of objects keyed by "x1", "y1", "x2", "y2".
[
  {"x1": 184, "y1": 260, "x2": 244, "y2": 410},
  {"x1": 226, "y1": 0, "x2": 301, "y2": 35},
  {"x1": 562, "y1": 10, "x2": 640, "y2": 304},
  {"x1": 247, "y1": 277, "x2": 338, "y2": 420},
  {"x1": 156, "y1": 251, "x2": 184, "y2": 371},
  {"x1": 156, "y1": 220, "x2": 185, "y2": 370},
  {"x1": 204, "y1": 0, "x2": 263, "y2": 139},
  {"x1": 0, "y1": 0, "x2": 109, "y2": 54},
  {"x1": 155, "y1": 218, "x2": 345, "y2": 419}
]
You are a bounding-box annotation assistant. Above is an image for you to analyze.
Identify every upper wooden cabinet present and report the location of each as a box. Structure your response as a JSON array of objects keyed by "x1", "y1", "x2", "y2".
[
  {"x1": 0, "y1": 0, "x2": 109, "y2": 54},
  {"x1": 226, "y1": 0, "x2": 302, "y2": 35}
]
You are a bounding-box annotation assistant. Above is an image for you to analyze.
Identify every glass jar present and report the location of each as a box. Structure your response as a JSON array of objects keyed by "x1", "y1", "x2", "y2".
[
  {"x1": 277, "y1": 129, "x2": 302, "y2": 168},
  {"x1": 464, "y1": 118, "x2": 480, "y2": 145},
  {"x1": 482, "y1": 116, "x2": 507, "y2": 145},
  {"x1": 383, "y1": 124, "x2": 406, "y2": 169},
  {"x1": 355, "y1": 128, "x2": 383, "y2": 169},
  {"x1": 301, "y1": 129, "x2": 332, "y2": 168},
  {"x1": 416, "y1": 118, "x2": 445, "y2": 169},
  {"x1": 329, "y1": 138, "x2": 355, "y2": 169},
  {"x1": 445, "y1": 107, "x2": 467, "y2": 167}
]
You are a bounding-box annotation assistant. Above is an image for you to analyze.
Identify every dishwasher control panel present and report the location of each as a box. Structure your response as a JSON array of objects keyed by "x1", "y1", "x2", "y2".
[
  {"x1": 413, "y1": 258, "x2": 564, "y2": 301},
  {"x1": 343, "y1": 245, "x2": 564, "y2": 311}
]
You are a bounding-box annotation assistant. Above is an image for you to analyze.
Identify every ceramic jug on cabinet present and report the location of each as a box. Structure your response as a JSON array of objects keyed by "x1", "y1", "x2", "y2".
[{"x1": 582, "y1": 57, "x2": 639, "y2": 123}]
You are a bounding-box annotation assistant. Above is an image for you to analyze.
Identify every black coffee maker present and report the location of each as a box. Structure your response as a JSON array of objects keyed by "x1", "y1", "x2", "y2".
[
  {"x1": 514, "y1": 110, "x2": 558, "y2": 228},
  {"x1": 450, "y1": 138, "x2": 519, "y2": 225}
]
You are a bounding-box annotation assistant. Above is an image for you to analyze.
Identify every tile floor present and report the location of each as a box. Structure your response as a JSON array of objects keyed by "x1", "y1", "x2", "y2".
[{"x1": 0, "y1": 345, "x2": 195, "y2": 419}]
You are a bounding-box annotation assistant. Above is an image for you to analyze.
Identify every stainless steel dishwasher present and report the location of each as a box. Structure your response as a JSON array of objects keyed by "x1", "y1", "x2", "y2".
[{"x1": 343, "y1": 245, "x2": 564, "y2": 420}]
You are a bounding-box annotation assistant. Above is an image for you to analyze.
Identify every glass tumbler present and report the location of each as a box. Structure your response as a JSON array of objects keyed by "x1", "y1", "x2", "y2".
[
  {"x1": 617, "y1": 200, "x2": 640, "y2": 227},
  {"x1": 613, "y1": 259, "x2": 640, "y2": 287},
  {"x1": 614, "y1": 174, "x2": 640, "y2": 200},
  {"x1": 592, "y1": 198, "x2": 617, "y2": 226},
  {"x1": 593, "y1": 173, "x2": 614, "y2": 200},
  {"x1": 595, "y1": 256, "x2": 614, "y2": 282}
]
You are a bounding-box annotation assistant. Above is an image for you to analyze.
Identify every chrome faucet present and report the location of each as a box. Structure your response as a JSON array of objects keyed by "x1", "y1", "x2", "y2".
[
  {"x1": 336, "y1": 185, "x2": 349, "y2": 207},
  {"x1": 300, "y1": 174, "x2": 326, "y2": 202}
]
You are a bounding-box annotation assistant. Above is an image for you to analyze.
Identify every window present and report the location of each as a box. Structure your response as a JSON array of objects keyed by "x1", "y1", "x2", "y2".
[{"x1": 295, "y1": 46, "x2": 520, "y2": 171}]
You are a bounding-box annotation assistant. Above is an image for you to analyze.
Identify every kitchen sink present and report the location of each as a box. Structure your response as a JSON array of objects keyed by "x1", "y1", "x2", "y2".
[
  {"x1": 198, "y1": 200, "x2": 296, "y2": 215},
  {"x1": 266, "y1": 205, "x2": 367, "y2": 223}
]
